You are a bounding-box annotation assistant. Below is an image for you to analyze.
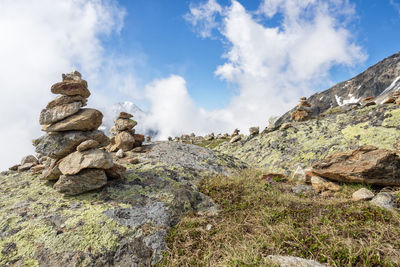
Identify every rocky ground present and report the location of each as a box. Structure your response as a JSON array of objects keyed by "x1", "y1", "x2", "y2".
[{"x1": 0, "y1": 142, "x2": 245, "y2": 266}]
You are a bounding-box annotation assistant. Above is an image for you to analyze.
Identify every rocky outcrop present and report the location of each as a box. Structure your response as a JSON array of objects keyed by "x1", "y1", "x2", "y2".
[
  {"x1": 273, "y1": 51, "x2": 400, "y2": 128},
  {"x1": 0, "y1": 141, "x2": 245, "y2": 266},
  {"x1": 311, "y1": 145, "x2": 400, "y2": 186},
  {"x1": 33, "y1": 71, "x2": 120, "y2": 195},
  {"x1": 216, "y1": 104, "x2": 400, "y2": 174}
]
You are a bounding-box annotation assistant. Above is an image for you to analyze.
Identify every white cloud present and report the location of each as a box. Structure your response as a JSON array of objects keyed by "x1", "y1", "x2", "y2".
[
  {"x1": 178, "y1": 0, "x2": 366, "y2": 136},
  {"x1": 184, "y1": 0, "x2": 223, "y2": 38},
  {"x1": 0, "y1": 0, "x2": 127, "y2": 170}
]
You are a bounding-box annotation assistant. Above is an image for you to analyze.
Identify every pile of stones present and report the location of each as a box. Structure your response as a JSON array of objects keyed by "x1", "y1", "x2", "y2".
[
  {"x1": 107, "y1": 112, "x2": 145, "y2": 152},
  {"x1": 291, "y1": 97, "x2": 312, "y2": 122},
  {"x1": 33, "y1": 71, "x2": 125, "y2": 195},
  {"x1": 383, "y1": 90, "x2": 400, "y2": 104}
]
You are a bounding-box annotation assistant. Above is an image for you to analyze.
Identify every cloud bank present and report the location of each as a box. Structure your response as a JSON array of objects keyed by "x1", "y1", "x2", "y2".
[
  {"x1": 148, "y1": 0, "x2": 366, "y2": 139},
  {"x1": 0, "y1": 0, "x2": 127, "y2": 170}
]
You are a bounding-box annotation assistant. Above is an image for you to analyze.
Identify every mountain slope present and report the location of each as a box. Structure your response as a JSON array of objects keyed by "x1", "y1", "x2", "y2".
[
  {"x1": 216, "y1": 104, "x2": 400, "y2": 174},
  {"x1": 274, "y1": 51, "x2": 400, "y2": 127}
]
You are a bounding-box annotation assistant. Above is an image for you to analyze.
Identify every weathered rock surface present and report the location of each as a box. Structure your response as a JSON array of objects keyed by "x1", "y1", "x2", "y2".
[
  {"x1": 249, "y1": 126, "x2": 259, "y2": 136},
  {"x1": 216, "y1": 105, "x2": 400, "y2": 174},
  {"x1": 20, "y1": 155, "x2": 38, "y2": 165},
  {"x1": 104, "y1": 164, "x2": 126, "y2": 179},
  {"x1": 230, "y1": 135, "x2": 241, "y2": 143},
  {"x1": 370, "y1": 192, "x2": 397, "y2": 210},
  {"x1": 58, "y1": 149, "x2": 113, "y2": 175},
  {"x1": 76, "y1": 139, "x2": 99, "y2": 152},
  {"x1": 0, "y1": 141, "x2": 245, "y2": 266},
  {"x1": 33, "y1": 130, "x2": 109, "y2": 159},
  {"x1": 115, "y1": 118, "x2": 137, "y2": 131},
  {"x1": 310, "y1": 176, "x2": 340, "y2": 193},
  {"x1": 46, "y1": 95, "x2": 87, "y2": 109},
  {"x1": 118, "y1": 111, "x2": 133, "y2": 119},
  {"x1": 352, "y1": 188, "x2": 375, "y2": 201},
  {"x1": 51, "y1": 81, "x2": 90, "y2": 98},
  {"x1": 115, "y1": 131, "x2": 135, "y2": 152},
  {"x1": 42, "y1": 108, "x2": 103, "y2": 132},
  {"x1": 267, "y1": 255, "x2": 329, "y2": 267},
  {"x1": 39, "y1": 102, "x2": 82, "y2": 125},
  {"x1": 40, "y1": 160, "x2": 61, "y2": 180},
  {"x1": 312, "y1": 145, "x2": 400, "y2": 186},
  {"x1": 53, "y1": 169, "x2": 107, "y2": 195}
]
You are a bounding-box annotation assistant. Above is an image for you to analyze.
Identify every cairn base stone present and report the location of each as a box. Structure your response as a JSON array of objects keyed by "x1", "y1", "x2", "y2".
[{"x1": 53, "y1": 169, "x2": 107, "y2": 195}]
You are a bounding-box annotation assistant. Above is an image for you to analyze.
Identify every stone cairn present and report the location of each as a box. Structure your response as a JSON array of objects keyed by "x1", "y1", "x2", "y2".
[
  {"x1": 291, "y1": 97, "x2": 312, "y2": 122},
  {"x1": 383, "y1": 90, "x2": 400, "y2": 104},
  {"x1": 107, "y1": 112, "x2": 145, "y2": 152},
  {"x1": 33, "y1": 71, "x2": 125, "y2": 195}
]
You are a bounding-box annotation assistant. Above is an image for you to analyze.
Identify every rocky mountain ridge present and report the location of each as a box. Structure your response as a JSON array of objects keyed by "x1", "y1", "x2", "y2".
[{"x1": 274, "y1": 51, "x2": 400, "y2": 128}]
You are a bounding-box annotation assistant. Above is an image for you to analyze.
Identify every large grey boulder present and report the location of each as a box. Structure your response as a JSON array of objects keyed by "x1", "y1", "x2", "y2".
[
  {"x1": 42, "y1": 108, "x2": 103, "y2": 132},
  {"x1": 33, "y1": 130, "x2": 109, "y2": 159}
]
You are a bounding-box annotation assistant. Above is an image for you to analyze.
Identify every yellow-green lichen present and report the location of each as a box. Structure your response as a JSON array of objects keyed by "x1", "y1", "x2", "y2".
[
  {"x1": 382, "y1": 108, "x2": 400, "y2": 127},
  {"x1": 342, "y1": 122, "x2": 400, "y2": 150}
]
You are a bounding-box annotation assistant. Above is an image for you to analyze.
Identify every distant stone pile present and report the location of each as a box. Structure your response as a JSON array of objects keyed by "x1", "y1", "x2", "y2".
[
  {"x1": 383, "y1": 90, "x2": 400, "y2": 104},
  {"x1": 291, "y1": 97, "x2": 312, "y2": 122},
  {"x1": 107, "y1": 112, "x2": 145, "y2": 152},
  {"x1": 33, "y1": 71, "x2": 125, "y2": 195}
]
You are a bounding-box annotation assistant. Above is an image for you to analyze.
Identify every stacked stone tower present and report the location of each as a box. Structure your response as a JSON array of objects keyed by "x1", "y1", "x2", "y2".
[
  {"x1": 291, "y1": 97, "x2": 312, "y2": 122},
  {"x1": 107, "y1": 112, "x2": 145, "y2": 152},
  {"x1": 33, "y1": 71, "x2": 124, "y2": 195}
]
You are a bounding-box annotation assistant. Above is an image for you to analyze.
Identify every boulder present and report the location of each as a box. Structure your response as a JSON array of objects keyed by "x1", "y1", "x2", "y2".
[
  {"x1": 105, "y1": 164, "x2": 126, "y2": 179},
  {"x1": 58, "y1": 149, "x2": 113, "y2": 175},
  {"x1": 62, "y1": 70, "x2": 83, "y2": 82},
  {"x1": 115, "y1": 118, "x2": 137, "y2": 131},
  {"x1": 115, "y1": 131, "x2": 136, "y2": 152},
  {"x1": 46, "y1": 95, "x2": 87, "y2": 109},
  {"x1": 42, "y1": 109, "x2": 103, "y2": 132},
  {"x1": 53, "y1": 169, "x2": 107, "y2": 196},
  {"x1": 109, "y1": 126, "x2": 118, "y2": 136},
  {"x1": 310, "y1": 176, "x2": 340, "y2": 193},
  {"x1": 21, "y1": 155, "x2": 38, "y2": 165},
  {"x1": 30, "y1": 164, "x2": 45, "y2": 174},
  {"x1": 280, "y1": 123, "x2": 292, "y2": 130},
  {"x1": 370, "y1": 192, "x2": 397, "y2": 210},
  {"x1": 51, "y1": 81, "x2": 90, "y2": 98},
  {"x1": 77, "y1": 140, "x2": 99, "y2": 152},
  {"x1": 352, "y1": 188, "x2": 374, "y2": 201},
  {"x1": 312, "y1": 145, "x2": 400, "y2": 186},
  {"x1": 39, "y1": 102, "x2": 82, "y2": 125},
  {"x1": 33, "y1": 130, "x2": 109, "y2": 159}
]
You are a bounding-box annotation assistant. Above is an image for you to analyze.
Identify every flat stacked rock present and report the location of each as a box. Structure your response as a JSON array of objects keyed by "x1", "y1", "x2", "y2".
[
  {"x1": 107, "y1": 112, "x2": 144, "y2": 152},
  {"x1": 291, "y1": 97, "x2": 312, "y2": 122},
  {"x1": 33, "y1": 71, "x2": 125, "y2": 195}
]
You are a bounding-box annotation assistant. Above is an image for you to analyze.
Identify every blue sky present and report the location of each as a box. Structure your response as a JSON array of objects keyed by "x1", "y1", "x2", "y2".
[
  {"x1": 102, "y1": 0, "x2": 400, "y2": 109},
  {"x1": 1, "y1": 0, "x2": 400, "y2": 170}
]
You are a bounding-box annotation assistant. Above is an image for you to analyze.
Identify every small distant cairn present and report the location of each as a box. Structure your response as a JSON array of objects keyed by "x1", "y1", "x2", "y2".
[
  {"x1": 32, "y1": 71, "x2": 125, "y2": 195},
  {"x1": 382, "y1": 90, "x2": 400, "y2": 104},
  {"x1": 230, "y1": 128, "x2": 241, "y2": 143},
  {"x1": 107, "y1": 112, "x2": 145, "y2": 152},
  {"x1": 291, "y1": 97, "x2": 312, "y2": 122},
  {"x1": 249, "y1": 126, "x2": 259, "y2": 136}
]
